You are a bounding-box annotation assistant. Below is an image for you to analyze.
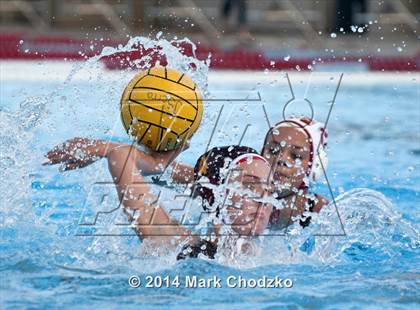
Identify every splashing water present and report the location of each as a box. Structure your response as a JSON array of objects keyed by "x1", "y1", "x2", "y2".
[
  {"x1": 1, "y1": 36, "x2": 419, "y2": 308},
  {"x1": 1, "y1": 35, "x2": 212, "y2": 269}
]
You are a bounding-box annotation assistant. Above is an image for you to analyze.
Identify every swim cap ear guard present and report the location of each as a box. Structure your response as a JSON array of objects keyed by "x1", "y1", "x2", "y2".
[
  {"x1": 306, "y1": 121, "x2": 328, "y2": 185},
  {"x1": 309, "y1": 144, "x2": 328, "y2": 183}
]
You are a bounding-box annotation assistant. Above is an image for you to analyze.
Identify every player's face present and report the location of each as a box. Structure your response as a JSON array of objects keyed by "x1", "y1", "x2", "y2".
[
  {"x1": 225, "y1": 160, "x2": 273, "y2": 236},
  {"x1": 262, "y1": 127, "x2": 311, "y2": 193}
]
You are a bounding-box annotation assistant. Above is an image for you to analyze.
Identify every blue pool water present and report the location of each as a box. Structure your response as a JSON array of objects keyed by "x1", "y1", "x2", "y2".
[{"x1": 1, "y1": 47, "x2": 419, "y2": 309}]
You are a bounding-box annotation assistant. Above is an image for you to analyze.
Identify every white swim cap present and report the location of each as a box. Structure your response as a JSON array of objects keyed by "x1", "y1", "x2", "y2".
[
  {"x1": 265, "y1": 118, "x2": 328, "y2": 185},
  {"x1": 229, "y1": 153, "x2": 268, "y2": 169}
]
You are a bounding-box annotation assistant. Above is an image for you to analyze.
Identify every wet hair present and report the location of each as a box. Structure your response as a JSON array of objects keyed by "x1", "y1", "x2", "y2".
[
  {"x1": 177, "y1": 146, "x2": 265, "y2": 261},
  {"x1": 192, "y1": 145, "x2": 259, "y2": 214}
]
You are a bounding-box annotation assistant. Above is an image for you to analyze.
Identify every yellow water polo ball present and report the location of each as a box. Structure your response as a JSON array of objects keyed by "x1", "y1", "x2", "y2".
[{"x1": 120, "y1": 67, "x2": 203, "y2": 151}]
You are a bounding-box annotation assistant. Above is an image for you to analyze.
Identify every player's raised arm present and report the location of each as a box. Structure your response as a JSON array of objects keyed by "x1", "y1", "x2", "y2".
[
  {"x1": 43, "y1": 138, "x2": 124, "y2": 171},
  {"x1": 169, "y1": 162, "x2": 195, "y2": 184},
  {"x1": 140, "y1": 141, "x2": 191, "y2": 176},
  {"x1": 106, "y1": 145, "x2": 195, "y2": 245}
]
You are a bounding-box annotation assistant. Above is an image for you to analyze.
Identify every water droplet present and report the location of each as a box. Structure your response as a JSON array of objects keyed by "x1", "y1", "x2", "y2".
[
  {"x1": 330, "y1": 33, "x2": 337, "y2": 38},
  {"x1": 284, "y1": 55, "x2": 290, "y2": 61}
]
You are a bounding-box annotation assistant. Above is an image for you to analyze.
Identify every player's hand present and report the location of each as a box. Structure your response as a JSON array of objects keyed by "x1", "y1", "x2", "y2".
[{"x1": 43, "y1": 138, "x2": 102, "y2": 171}]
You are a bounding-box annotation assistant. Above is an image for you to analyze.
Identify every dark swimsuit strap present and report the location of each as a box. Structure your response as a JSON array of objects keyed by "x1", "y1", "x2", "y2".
[
  {"x1": 299, "y1": 195, "x2": 316, "y2": 228},
  {"x1": 270, "y1": 191, "x2": 316, "y2": 228}
]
